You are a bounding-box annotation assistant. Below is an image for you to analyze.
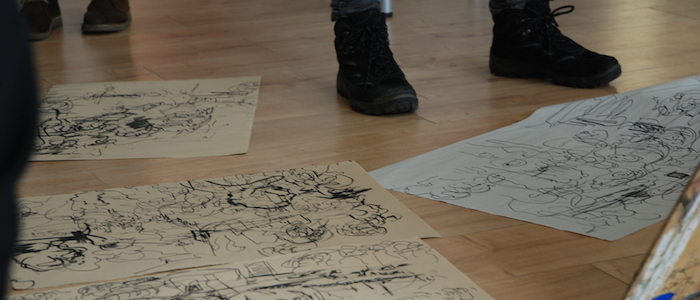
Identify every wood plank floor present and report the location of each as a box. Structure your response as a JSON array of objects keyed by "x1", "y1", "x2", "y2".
[{"x1": 13, "y1": 0, "x2": 700, "y2": 299}]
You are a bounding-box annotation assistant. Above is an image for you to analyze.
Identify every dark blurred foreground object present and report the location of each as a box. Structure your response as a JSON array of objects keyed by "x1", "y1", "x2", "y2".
[{"x1": 0, "y1": 0, "x2": 39, "y2": 295}]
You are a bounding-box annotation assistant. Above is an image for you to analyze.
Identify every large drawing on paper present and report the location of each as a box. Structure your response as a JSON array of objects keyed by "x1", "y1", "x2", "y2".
[
  {"x1": 32, "y1": 77, "x2": 260, "y2": 160},
  {"x1": 11, "y1": 161, "x2": 439, "y2": 289},
  {"x1": 7, "y1": 238, "x2": 494, "y2": 300},
  {"x1": 371, "y1": 76, "x2": 700, "y2": 241}
]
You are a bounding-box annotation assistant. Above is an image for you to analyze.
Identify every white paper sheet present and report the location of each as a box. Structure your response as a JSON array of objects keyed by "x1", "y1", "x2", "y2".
[
  {"x1": 11, "y1": 161, "x2": 439, "y2": 289},
  {"x1": 7, "y1": 238, "x2": 493, "y2": 300},
  {"x1": 371, "y1": 76, "x2": 700, "y2": 241},
  {"x1": 32, "y1": 77, "x2": 260, "y2": 160}
]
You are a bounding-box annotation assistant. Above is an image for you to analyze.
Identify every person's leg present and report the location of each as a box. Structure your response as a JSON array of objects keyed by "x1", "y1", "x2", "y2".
[
  {"x1": 331, "y1": 0, "x2": 378, "y2": 21},
  {"x1": 82, "y1": 0, "x2": 131, "y2": 33},
  {"x1": 488, "y1": 0, "x2": 529, "y2": 15},
  {"x1": 488, "y1": 0, "x2": 621, "y2": 88},
  {"x1": 331, "y1": 0, "x2": 418, "y2": 115},
  {"x1": 0, "y1": 0, "x2": 39, "y2": 296}
]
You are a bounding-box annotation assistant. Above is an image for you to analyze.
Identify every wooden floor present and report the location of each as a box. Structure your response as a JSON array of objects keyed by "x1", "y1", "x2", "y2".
[{"x1": 14, "y1": 0, "x2": 700, "y2": 299}]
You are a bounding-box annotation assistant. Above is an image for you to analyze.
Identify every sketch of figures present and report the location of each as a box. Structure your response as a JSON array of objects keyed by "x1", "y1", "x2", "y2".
[
  {"x1": 11, "y1": 161, "x2": 439, "y2": 289},
  {"x1": 6, "y1": 238, "x2": 494, "y2": 300},
  {"x1": 371, "y1": 76, "x2": 700, "y2": 241},
  {"x1": 31, "y1": 77, "x2": 261, "y2": 160}
]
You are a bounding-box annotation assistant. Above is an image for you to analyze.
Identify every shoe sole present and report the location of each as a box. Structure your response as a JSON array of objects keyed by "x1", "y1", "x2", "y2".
[
  {"x1": 489, "y1": 55, "x2": 622, "y2": 88},
  {"x1": 82, "y1": 13, "x2": 131, "y2": 33},
  {"x1": 28, "y1": 15, "x2": 63, "y2": 41},
  {"x1": 337, "y1": 73, "x2": 418, "y2": 116},
  {"x1": 340, "y1": 89, "x2": 418, "y2": 115}
]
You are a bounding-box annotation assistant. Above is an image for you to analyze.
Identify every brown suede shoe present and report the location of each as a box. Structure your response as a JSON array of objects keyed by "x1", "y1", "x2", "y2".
[
  {"x1": 20, "y1": 0, "x2": 62, "y2": 41},
  {"x1": 82, "y1": 0, "x2": 131, "y2": 33}
]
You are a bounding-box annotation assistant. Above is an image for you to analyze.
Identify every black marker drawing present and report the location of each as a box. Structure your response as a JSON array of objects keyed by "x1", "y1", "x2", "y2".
[
  {"x1": 6, "y1": 239, "x2": 494, "y2": 300},
  {"x1": 32, "y1": 77, "x2": 260, "y2": 160},
  {"x1": 371, "y1": 76, "x2": 700, "y2": 240},
  {"x1": 11, "y1": 161, "x2": 438, "y2": 290}
]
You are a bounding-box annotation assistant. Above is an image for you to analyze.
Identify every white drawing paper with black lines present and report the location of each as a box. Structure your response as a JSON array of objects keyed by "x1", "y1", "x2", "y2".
[
  {"x1": 6, "y1": 238, "x2": 494, "y2": 300},
  {"x1": 32, "y1": 76, "x2": 260, "y2": 160},
  {"x1": 10, "y1": 161, "x2": 439, "y2": 290},
  {"x1": 371, "y1": 76, "x2": 700, "y2": 241}
]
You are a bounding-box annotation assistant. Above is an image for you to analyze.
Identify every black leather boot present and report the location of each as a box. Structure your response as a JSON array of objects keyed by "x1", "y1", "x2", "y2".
[
  {"x1": 20, "y1": 0, "x2": 62, "y2": 41},
  {"x1": 489, "y1": 0, "x2": 621, "y2": 88},
  {"x1": 334, "y1": 7, "x2": 418, "y2": 115}
]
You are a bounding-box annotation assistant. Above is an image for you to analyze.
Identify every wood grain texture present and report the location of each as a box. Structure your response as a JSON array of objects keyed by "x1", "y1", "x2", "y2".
[{"x1": 13, "y1": 0, "x2": 700, "y2": 298}]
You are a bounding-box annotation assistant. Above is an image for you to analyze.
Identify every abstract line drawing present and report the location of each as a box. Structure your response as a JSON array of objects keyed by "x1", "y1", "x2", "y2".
[
  {"x1": 371, "y1": 76, "x2": 700, "y2": 241},
  {"x1": 7, "y1": 238, "x2": 493, "y2": 300},
  {"x1": 32, "y1": 77, "x2": 260, "y2": 160},
  {"x1": 10, "y1": 161, "x2": 438, "y2": 290}
]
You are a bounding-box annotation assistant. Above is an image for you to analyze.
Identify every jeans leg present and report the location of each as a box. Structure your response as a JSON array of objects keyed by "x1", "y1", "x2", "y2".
[
  {"x1": 489, "y1": 0, "x2": 539, "y2": 15},
  {"x1": 330, "y1": 0, "x2": 380, "y2": 21}
]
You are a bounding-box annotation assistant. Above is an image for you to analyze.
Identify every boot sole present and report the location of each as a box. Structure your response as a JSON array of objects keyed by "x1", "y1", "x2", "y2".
[
  {"x1": 82, "y1": 13, "x2": 131, "y2": 33},
  {"x1": 489, "y1": 55, "x2": 622, "y2": 88},
  {"x1": 337, "y1": 72, "x2": 418, "y2": 116},
  {"x1": 28, "y1": 16, "x2": 63, "y2": 41},
  {"x1": 340, "y1": 89, "x2": 418, "y2": 116}
]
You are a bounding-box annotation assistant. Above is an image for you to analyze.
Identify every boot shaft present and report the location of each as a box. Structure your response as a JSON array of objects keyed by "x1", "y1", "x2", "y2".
[
  {"x1": 334, "y1": 7, "x2": 403, "y2": 84},
  {"x1": 334, "y1": 7, "x2": 388, "y2": 50}
]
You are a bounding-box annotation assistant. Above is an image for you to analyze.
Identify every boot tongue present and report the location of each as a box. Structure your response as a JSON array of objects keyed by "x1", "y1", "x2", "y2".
[
  {"x1": 524, "y1": 0, "x2": 551, "y2": 17},
  {"x1": 347, "y1": 8, "x2": 382, "y2": 28}
]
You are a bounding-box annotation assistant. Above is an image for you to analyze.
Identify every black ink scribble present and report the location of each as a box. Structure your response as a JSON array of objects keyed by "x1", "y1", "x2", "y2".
[
  {"x1": 33, "y1": 81, "x2": 259, "y2": 157},
  {"x1": 400, "y1": 87, "x2": 700, "y2": 237},
  {"x1": 11, "y1": 165, "x2": 406, "y2": 288},
  {"x1": 7, "y1": 240, "x2": 475, "y2": 300}
]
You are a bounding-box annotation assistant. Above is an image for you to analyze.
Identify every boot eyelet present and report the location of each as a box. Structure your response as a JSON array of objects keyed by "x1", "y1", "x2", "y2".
[{"x1": 521, "y1": 28, "x2": 532, "y2": 36}]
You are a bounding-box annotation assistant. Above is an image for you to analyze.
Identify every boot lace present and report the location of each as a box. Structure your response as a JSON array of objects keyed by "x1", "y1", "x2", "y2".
[
  {"x1": 523, "y1": 5, "x2": 583, "y2": 56},
  {"x1": 338, "y1": 23, "x2": 402, "y2": 89}
]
